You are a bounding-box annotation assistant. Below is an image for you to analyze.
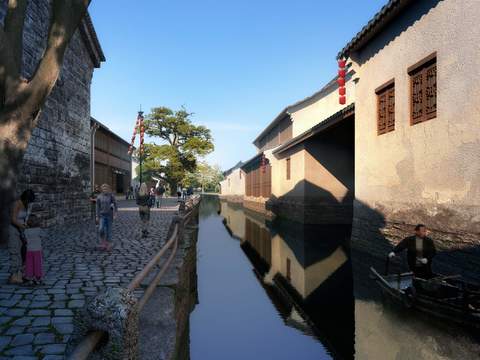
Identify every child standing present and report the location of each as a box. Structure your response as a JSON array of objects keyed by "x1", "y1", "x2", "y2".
[
  {"x1": 96, "y1": 184, "x2": 117, "y2": 251},
  {"x1": 24, "y1": 215, "x2": 44, "y2": 285}
]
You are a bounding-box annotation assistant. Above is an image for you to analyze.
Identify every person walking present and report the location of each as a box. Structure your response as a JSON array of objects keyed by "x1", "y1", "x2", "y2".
[
  {"x1": 155, "y1": 186, "x2": 162, "y2": 208},
  {"x1": 136, "y1": 183, "x2": 151, "y2": 237},
  {"x1": 95, "y1": 184, "x2": 117, "y2": 251},
  {"x1": 8, "y1": 189, "x2": 35, "y2": 284}
]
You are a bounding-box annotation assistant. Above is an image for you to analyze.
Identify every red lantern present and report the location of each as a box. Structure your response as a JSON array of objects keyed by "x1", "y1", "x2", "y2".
[
  {"x1": 338, "y1": 59, "x2": 346, "y2": 68},
  {"x1": 338, "y1": 87, "x2": 346, "y2": 96},
  {"x1": 337, "y1": 77, "x2": 345, "y2": 87},
  {"x1": 339, "y1": 96, "x2": 346, "y2": 105},
  {"x1": 338, "y1": 69, "x2": 346, "y2": 77}
]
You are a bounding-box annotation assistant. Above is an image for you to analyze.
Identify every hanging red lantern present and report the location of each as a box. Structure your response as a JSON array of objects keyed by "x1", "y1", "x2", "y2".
[{"x1": 338, "y1": 58, "x2": 347, "y2": 104}]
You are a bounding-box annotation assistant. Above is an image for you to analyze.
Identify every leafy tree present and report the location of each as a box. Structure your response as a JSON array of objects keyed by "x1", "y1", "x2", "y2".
[
  {"x1": 0, "y1": 0, "x2": 91, "y2": 242},
  {"x1": 142, "y1": 106, "x2": 214, "y2": 193},
  {"x1": 183, "y1": 162, "x2": 223, "y2": 193}
]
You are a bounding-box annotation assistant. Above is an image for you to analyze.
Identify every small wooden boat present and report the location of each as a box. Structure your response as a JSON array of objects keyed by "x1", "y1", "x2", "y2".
[{"x1": 370, "y1": 263, "x2": 480, "y2": 329}]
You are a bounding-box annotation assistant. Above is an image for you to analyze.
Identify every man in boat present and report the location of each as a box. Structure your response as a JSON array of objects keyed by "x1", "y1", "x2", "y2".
[{"x1": 388, "y1": 224, "x2": 437, "y2": 279}]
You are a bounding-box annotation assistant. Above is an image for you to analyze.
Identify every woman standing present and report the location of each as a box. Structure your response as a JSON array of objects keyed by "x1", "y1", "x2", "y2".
[
  {"x1": 9, "y1": 189, "x2": 35, "y2": 284},
  {"x1": 136, "y1": 183, "x2": 151, "y2": 237},
  {"x1": 95, "y1": 184, "x2": 117, "y2": 251}
]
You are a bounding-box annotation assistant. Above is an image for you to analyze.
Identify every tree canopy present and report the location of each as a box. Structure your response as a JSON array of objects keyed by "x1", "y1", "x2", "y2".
[
  {"x1": 183, "y1": 162, "x2": 223, "y2": 193},
  {"x1": 138, "y1": 106, "x2": 214, "y2": 191}
]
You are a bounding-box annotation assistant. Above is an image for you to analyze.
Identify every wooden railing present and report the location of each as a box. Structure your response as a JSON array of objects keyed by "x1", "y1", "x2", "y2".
[{"x1": 68, "y1": 195, "x2": 200, "y2": 360}]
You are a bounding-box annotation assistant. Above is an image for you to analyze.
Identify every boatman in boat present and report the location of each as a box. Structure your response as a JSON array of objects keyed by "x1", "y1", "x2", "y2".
[{"x1": 388, "y1": 224, "x2": 437, "y2": 279}]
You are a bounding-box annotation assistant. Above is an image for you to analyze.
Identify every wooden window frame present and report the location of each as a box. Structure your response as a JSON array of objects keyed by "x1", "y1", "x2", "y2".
[
  {"x1": 376, "y1": 79, "x2": 395, "y2": 135},
  {"x1": 409, "y1": 52, "x2": 437, "y2": 125},
  {"x1": 286, "y1": 157, "x2": 291, "y2": 180}
]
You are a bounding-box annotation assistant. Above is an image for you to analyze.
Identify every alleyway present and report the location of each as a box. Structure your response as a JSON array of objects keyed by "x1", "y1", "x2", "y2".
[{"x1": 0, "y1": 198, "x2": 179, "y2": 358}]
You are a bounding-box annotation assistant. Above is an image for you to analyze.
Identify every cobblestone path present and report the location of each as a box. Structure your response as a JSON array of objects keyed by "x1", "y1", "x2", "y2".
[{"x1": 0, "y1": 198, "x2": 179, "y2": 359}]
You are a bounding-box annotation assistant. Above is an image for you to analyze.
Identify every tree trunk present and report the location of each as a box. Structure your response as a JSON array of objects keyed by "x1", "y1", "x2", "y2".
[{"x1": 0, "y1": 133, "x2": 24, "y2": 244}]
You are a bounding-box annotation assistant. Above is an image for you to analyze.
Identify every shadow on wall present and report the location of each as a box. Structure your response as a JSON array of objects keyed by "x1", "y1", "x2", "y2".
[
  {"x1": 267, "y1": 181, "x2": 354, "y2": 225},
  {"x1": 351, "y1": 0, "x2": 443, "y2": 65}
]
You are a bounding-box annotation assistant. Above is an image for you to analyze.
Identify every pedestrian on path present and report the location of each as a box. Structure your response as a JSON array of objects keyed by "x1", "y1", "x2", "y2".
[
  {"x1": 155, "y1": 185, "x2": 164, "y2": 208},
  {"x1": 136, "y1": 183, "x2": 151, "y2": 237},
  {"x1": 8, "y1": 189, "x2": 35, "y2": 284},
  {"x1": 24, "y1": 215, "x2": 45, "y2": 285},
  {"x1": 96, "y1": 184, "x2": 117, "y2": 251}
]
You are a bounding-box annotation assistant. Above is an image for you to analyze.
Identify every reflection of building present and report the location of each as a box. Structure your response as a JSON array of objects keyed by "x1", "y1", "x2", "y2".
[
  {"x1": 219, "y1": 201, "x2": 354, "y2": 359},
  {"x1": 91, "y1": 118, "x2": 132, "y2": 194},
  {"x1": 220, "y1": 200, "x2": 246, "y2": 240},
  {"x1": 0, "y1": 2, "x2": 104, "y2": 226},
  {"x1": 219, "y1": 162, "x2": 245, "y2": 201}
]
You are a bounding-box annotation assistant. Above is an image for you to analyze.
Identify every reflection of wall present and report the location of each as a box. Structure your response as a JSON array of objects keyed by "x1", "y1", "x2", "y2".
[
  {"x1": 220, "y1": 200, "x2": 246, "y2": 240},
  {"x1": 354, "y1": 299, "x2": 480, "y2": 360},
  {"x1": 269, "y1": 234, "x2": 347, "y2": 299},
  {"x1": 350, "y1": 0, "x2": 480, "y2": 250}
]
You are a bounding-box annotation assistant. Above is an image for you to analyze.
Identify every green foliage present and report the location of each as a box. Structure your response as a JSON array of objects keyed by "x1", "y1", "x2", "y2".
[
  {"x1": 183, "y1": 162, "x2": 224, "y2": 193},
  {"x1": 138, "y1": 106, "x2": 214, "y2": 191}
]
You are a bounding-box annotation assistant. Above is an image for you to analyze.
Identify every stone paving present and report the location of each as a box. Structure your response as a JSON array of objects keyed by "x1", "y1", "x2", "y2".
[{"x1": 0, "y1": 198, "x2": 179, "y2": 359}]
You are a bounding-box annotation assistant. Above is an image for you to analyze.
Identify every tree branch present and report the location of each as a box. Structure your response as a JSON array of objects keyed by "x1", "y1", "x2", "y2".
[
  {"x1": 4, "y1": 0, "x2": 28, "y2": 75},
  {"x1": 24, "y1": 0, "x2": 91, "y2": 120}
]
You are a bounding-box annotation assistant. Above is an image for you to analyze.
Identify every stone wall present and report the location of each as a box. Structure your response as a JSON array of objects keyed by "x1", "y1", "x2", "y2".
[{"x1": 0, "y1": 1, "x2": 101, "y2": 226}]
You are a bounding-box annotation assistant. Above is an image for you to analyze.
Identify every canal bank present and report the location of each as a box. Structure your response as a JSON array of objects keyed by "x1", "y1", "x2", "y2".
[{"x1": 189, "y1": 196, "x2": 480, "y2": 360}]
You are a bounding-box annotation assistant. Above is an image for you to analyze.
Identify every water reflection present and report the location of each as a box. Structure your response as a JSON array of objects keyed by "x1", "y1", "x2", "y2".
[
  {"x1": 221, "y1": 198, "x2": 355, "y2": 359},
  {"x1": 192, "y1": 196, "x2": 480, "y2": 360}
]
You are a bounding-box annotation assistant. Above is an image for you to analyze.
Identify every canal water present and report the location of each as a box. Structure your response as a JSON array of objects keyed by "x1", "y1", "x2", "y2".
[{"x1": 189, "y1": 195, "x2": 480, "y2": 360}]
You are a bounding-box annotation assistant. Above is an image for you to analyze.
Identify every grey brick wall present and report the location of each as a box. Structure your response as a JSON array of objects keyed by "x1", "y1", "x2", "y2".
[{"x1": 0, "y1": 0, "x2": 96, "y2": 226}]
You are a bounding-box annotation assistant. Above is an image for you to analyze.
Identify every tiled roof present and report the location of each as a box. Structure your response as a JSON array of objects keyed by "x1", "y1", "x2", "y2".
[
  {"x1": 273, "y1": 103, "x2": 355, "y2": 155},
  {"x1": 337, "y1": 0, "x2": 416, "y2": 59},
  {"x1": 79, "y1": 12, "x2": 106, "y2": 68}
]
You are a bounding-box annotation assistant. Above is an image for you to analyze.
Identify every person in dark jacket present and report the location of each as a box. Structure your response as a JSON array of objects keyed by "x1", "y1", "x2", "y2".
[
  {"x1": 389, "y1": 224, "x2": 437, "y2": 279},
  {"x1": 136, "y1": 183, "x2": 151, "y2": 237}
]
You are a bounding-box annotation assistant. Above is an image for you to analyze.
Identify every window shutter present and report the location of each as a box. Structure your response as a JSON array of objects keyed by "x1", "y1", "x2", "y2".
[
  {"x1": 387, "y1": 87, "x2": 395, "y2": 131},
  {"x1": 411, "y1": 72, "x2": 423, "y2": 124},
  {"x1": 286, "y1": 158, "x2": 291, "y2": 180},
  {"x1": 410, "y1": 53, "x2": 436, "y2": 125},
  {"x1": 378, "y1": 92, "x2": 387, "y2": 134},
  {"x1": 425, "y1": 63, "x2": 437, "y2": 120}
]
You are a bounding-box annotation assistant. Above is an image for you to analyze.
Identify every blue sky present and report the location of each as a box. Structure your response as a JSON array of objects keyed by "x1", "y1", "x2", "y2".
[{"x1": 89, "y1": 0, "x2": 386, "y2": 170}]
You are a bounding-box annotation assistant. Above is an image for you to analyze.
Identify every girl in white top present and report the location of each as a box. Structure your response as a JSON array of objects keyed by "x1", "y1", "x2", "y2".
[{"x1": 24, "y1": 215, "x2": 45, "y2": 285}]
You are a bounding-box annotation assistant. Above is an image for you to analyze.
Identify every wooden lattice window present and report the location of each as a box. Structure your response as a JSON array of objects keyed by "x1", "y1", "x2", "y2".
[
  {"x1": 409, "y1": 53, "x2": 437, "y2": 125},
  {"x1": 376, "y1": 79, "x2": 395, "y2": 135},
  {"x1": 286, "y1": 158, "x2": 291, "y2": 180}
]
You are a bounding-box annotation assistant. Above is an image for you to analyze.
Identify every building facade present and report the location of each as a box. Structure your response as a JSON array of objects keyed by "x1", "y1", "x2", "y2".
[
  {"x1": 219, "y1": 162, "x2": 245, "y2": 201},
  {"x1": 0, "y1": 1, "x2": 104, "y2": 226},
  {"x1": 91, "y1": 119, "x2": 132, "y2": 195},
  {"x1": 269, "y1": 76, "x2": 355, "y2": 224},
  {"x1": 339, "y1": 0, "x2": 480, "y2": 278},
  {"x1": 242, "y1": 74, "x2": 355, "y2": 223}
]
